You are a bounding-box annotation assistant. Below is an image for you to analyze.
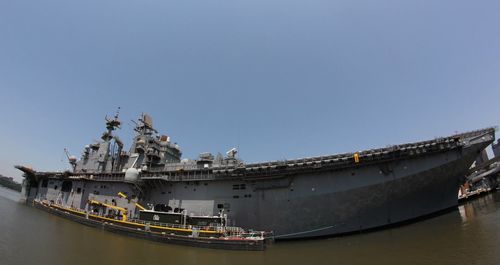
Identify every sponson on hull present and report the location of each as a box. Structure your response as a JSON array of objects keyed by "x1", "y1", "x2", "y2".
[{"x1": 17, "y1": 112, "x2": 495, "y2": 245}]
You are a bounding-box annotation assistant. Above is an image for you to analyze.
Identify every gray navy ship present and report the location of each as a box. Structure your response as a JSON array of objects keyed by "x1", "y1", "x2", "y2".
[{"x1": 16, "y1": 112, "x2": 495, "y2": 244}]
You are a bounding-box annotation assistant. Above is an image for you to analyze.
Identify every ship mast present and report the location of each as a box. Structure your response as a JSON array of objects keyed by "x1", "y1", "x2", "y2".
[{"x1": 98, "y1": 107, "x2": 123, "y2": 172}]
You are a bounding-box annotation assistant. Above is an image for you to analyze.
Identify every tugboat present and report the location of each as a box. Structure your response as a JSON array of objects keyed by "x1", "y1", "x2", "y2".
[
  {"x1": 31, "y1": 192, "x2": 268, "y2": 250},
  {"x1": 16, "y1": 111, "x2": 495, "y2": 247}
]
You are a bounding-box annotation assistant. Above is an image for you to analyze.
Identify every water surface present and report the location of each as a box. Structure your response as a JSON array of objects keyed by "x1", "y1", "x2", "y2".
[{"x1": 1, "y1": 186, "x2": 499, "y2": 265}]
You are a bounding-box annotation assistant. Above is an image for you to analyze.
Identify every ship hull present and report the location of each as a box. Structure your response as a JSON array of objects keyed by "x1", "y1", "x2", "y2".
[
  {"x1": 19, "y1": 129, "x2": 494, "y2": 241},
  {"x1": 244, "y1": 142, "x2": 482, "y2": 239}
]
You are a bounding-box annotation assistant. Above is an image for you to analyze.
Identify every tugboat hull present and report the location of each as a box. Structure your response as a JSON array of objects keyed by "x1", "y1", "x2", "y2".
[{"x1": 33, "y1": 201, "x2": 268, "y2": 251}]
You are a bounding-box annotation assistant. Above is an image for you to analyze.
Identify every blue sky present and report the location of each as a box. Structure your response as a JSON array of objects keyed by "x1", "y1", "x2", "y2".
[{"x1": 1, "y1": 0, "x2": 499, "y2": 182}]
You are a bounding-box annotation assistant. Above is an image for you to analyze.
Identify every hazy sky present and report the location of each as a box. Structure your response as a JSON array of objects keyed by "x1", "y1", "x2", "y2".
[{"x1": 1, "y1": 0, "x2": 499, "y2": 182}]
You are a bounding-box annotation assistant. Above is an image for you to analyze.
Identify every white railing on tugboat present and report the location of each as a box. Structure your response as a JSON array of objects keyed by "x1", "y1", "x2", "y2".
[{"x1": 130, "y1": 218, "x2": 246, "y2": 235}]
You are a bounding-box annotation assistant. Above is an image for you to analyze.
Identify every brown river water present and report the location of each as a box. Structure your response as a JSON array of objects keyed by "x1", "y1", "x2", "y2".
[{"x1": 1, "y1": 186, "x2": 499, "y2": 265}]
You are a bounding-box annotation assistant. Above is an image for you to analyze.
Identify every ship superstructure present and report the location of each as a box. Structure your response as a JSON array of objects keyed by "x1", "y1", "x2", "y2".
[{"x1": 17, "y1": 113, "x2": 495, "y2": 243}]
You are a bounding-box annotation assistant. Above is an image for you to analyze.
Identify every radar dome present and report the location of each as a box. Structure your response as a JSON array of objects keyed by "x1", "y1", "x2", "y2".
[{"x1": 124, "y1": 168, "x2": 139, "y2": 183}]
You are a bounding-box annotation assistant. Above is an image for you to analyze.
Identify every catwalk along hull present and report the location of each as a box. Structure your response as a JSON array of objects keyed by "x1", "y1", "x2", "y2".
[{"x1": 16, "y1": 113, "x2": 496, "y2": 243}]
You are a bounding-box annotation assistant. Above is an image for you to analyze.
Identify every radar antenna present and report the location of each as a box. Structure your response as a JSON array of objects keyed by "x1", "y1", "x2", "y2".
[
  {"x1": 134, "y1": 112, "x2": 158, "y2": 135},
  {"x1": 226, "y1": 148, "x2": 238, "y2": 159},
  {"x1": 102, "y1": 107, "x2": 122, "y2": 141},
  {"x1": 105, "y1": 107, "x2": 122, "y2": 131}
]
